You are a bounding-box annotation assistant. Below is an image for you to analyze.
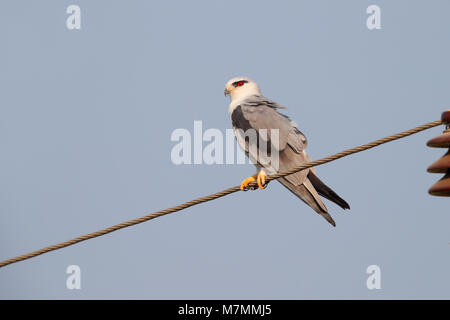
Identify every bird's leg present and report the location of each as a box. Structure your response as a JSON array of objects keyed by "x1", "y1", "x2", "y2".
[{"x1": 240, "y1": 170, "x2": 269, "y2": 191}]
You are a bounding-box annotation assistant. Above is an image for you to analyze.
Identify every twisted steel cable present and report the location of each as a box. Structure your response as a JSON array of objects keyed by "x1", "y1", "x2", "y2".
[{"x1": 0, "y1": 119, "x2": 443, "y2": 269}]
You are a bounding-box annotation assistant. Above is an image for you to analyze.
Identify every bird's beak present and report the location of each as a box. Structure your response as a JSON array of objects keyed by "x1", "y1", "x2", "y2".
[{"x1": 224, "y1": 88, "x2": 229, "y2": 96}]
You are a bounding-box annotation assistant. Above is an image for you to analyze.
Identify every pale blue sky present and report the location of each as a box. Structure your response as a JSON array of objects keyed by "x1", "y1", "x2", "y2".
[{"x1": 1, "y1": 0, "x2": 449, "y2": 299}]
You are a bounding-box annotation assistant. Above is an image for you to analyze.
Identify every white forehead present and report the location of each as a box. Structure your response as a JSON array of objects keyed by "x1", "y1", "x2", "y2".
[{"x1": 225, "y1": 76, "x2": 254, "y2": 87}]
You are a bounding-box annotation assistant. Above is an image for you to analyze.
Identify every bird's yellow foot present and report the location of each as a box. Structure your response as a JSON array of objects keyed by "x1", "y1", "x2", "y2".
[
  {"x1": 256, "y1": 170, "x2": 268, "y2": 190},
  {"x1": 240, "y1": 171, "x2": 268, "y2": 191},
  {"x1": 240, "y1": 174, "x2": 257, "y2": 191}
]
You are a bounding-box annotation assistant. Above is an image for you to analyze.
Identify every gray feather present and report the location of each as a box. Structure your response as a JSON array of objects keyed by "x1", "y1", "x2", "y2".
[
  {"x1": 278, "y1": 177, "x2": 336, "y2": 227},
  {"x1": 231, "y1": 94, "x2": 349, "y2": 227}
]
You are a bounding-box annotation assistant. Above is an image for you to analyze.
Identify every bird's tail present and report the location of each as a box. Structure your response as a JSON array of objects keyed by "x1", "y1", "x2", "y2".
[
  {"x1": 278, "y1": 177, "x2": 336, "y2": 227},
  {"x1": 307, "y1": 171, "x2": 350, "y2": 210}
]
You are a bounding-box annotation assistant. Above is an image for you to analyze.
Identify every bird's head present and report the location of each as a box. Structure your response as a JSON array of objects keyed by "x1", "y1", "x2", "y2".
[{"x1": 224, "y1": 77, "x2": 261, "y2": 101}]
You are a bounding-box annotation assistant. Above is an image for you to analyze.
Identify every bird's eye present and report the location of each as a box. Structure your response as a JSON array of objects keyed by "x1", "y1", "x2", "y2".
[{"x1": 232, "y1": 80, "x2": 248, "y2": 88}]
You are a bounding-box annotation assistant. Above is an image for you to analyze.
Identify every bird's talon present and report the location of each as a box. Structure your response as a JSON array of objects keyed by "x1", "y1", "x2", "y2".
[
  {"x1": 240, "y1": 172, "x2": 268, "y2": 191},
  {"x1": 240, "y1": 176, "x2": 257, "y2": 191},
  {"x1": 257, "y1": 171, "x2": 268, "y2": 190}
]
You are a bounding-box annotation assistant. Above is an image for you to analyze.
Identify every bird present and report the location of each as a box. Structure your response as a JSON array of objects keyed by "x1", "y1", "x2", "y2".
[{"x1": 224, "y1": 76, "x2": 350, "y2": 226}]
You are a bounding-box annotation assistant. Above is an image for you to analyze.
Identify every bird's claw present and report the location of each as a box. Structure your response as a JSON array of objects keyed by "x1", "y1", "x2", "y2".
[
  {"x1": 256, "y1": 170, "x2": 268, "y2": 190},
  {"x1": 240, "y1": 176, "x2": 257, "y2": 191},
  {"x1": 240, "y1": 171, "x2": 269, "y2": 191}
]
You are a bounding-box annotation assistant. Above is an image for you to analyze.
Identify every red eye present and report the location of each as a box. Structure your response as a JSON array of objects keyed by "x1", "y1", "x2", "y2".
[{"x1": 237, "y1": 81, "x2": 244, "y2": 87}]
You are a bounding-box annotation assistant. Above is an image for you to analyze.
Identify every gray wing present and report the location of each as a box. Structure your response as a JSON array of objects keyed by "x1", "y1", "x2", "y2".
[
  {"x1": 239, "y1": 96, "x2": 307, "y2": 153},
  {"x1": 233, "y1": 95, "x2": 310, "y2": 186},
  {"x1": 232, "y1": 95, "x2": 335, "y2": 226},
  {"x1": 231, "y1": 95, "x2": 349, "y2": 226}
]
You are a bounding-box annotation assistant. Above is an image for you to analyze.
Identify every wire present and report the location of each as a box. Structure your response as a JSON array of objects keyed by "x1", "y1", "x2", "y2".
[{"x1": 0, "y1": 119, "x2": 443, "y2": 269}]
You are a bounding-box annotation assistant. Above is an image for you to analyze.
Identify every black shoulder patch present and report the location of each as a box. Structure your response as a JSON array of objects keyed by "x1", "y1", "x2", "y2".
[{"x1": 231, "y1": 105, "x2": 252, "y2": 131}]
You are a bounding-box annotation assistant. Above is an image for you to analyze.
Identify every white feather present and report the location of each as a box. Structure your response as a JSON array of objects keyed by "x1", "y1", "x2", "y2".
[{"x1": 224, "y1": 76, "x2": 262, "y2": 114}]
